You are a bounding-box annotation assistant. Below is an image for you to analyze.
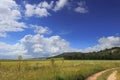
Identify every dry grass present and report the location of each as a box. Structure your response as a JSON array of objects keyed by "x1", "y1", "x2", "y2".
[
  {"x1": 0, "y1": 60, "x2": 120, "y2": 80},
  {"x1": 116, "y1": 69, "x2": 120, "y2": 80}
]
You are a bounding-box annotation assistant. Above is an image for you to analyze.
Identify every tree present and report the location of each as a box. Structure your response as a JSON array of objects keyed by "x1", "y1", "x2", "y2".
[{"x1": 18, "y1": 55, "x2": 23, "y2": 60}]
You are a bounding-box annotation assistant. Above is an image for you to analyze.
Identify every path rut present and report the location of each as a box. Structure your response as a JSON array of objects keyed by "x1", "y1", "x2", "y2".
[
  {"x1": 107, "y1": 70, "x2": 117, "y2": 80},
  {"x1": 86, "y1": 68, "x2": 118, "y2": 80}
]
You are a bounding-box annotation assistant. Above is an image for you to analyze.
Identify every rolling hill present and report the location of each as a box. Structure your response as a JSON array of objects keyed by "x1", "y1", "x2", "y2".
[{"x1": 52, "y1": 47, "x2": 120, "y2": 60}]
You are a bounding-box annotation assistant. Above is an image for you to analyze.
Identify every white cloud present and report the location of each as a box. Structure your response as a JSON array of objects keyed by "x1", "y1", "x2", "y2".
[
  {"x1": 11, "y1": 10, "x2": 21, "y2": 19},
  {"x1": 74, "y1": 1, "x2": 88, "y2": 13},
  {"x1": 20, "y1": 34, "x2": 71, "y2": 57},
  {"x1": 0, "y1": 0, "x2": 21, "y2": 21},
  {"x1": 0, "y1": 0, "x2": 26, "y2": 37},
  {"x1": 84, "y1": 36, "x2": 120, "y2": 52},
  {"x1": 25, "y1": 0, "x2": 69, "y2": 17},
  {"x1": 35, "y1": 7, "x2": 50, "y2": 17},
  {"x1": 25, "y1": 4, "x2": 35, "y2": 17},
  {"x1": 25, "y1": 0, "x2": 88, "y2": 17},
  {"x1": 25, "y1": 1, "x2": 53, "y2": 17},
  {"x1": 0, "y1": 20, "x2": 26, "y2": 32},
  {"x1": 0, "y1": 42, "x2": 30, "y2": 59},
  {"x1": 0, "y1": 24, "x2": 76, "y2": 58},
  {"x1": 38, "y1": 1, "x2": 54, "y2": 9},
  {"x1": 1, "y1": 29, "x2": 120, "y2": 59},
  {"x1": 75, "y1": 7, "x2": 88, "y2": 13},
  {"x1": 54, "y1": 0, "x2": 68, "y2": 11},
  {"x1": 31, "y1": 25, "x2": 52, "y2": 34}
]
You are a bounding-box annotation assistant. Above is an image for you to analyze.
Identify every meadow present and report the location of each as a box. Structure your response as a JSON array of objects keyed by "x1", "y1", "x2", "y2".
[{"x1": 0, "y1": 60, "x2": 120, "y2": 80}]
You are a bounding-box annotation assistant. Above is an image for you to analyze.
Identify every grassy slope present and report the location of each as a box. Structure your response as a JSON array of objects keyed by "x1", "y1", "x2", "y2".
[
  {"x1": 0, "y1": 60, "x2": 120, "y2": 80},
  {"x1": 52, "y1": 47, "x2": 120, "y2": 60}
]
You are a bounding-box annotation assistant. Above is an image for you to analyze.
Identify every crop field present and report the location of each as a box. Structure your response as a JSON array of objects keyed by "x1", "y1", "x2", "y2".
[{"x1": 0, "y1": 60, "x2": 120, "y2": 80}]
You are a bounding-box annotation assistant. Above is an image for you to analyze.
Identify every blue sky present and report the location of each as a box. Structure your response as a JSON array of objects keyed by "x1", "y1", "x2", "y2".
[{"x1": 0, "y1": 0, "x2": 120, "y2": 59}]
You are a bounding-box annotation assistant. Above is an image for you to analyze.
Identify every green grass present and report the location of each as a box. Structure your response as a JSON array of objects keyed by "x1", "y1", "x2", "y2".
[{"x1": 0, "y1": 60, "x2": 120, "y2": 80}]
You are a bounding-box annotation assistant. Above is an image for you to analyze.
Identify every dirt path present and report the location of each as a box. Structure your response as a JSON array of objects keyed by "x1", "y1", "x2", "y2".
[
  {"x1": 85, "y1": 68, "x2": 118, "y2": 80},
  {"x1": 107, "y1": 70, "x2": 117, "y2": 80}
]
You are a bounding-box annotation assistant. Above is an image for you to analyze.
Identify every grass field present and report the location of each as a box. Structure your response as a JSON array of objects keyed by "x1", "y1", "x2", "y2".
[{"x1": 0, "y1": 60, "x2": 120, "y2": 80}]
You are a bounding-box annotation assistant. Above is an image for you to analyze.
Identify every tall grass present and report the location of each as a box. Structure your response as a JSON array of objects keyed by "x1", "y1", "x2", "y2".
[
  {"x1": 0, "y1": 60, "x2": 120, "y2": 80},
  {"x1": 116, "y1": 69, "x2": 120, "y2": 80}
]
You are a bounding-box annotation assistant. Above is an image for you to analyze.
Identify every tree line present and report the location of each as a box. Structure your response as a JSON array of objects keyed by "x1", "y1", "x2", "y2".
[{"x1": 53, "y1": 47, "x2": 120, "y2": 60}]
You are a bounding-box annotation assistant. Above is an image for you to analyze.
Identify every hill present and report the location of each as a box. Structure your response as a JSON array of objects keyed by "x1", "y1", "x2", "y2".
[{"x1": 52, "y1": 47, "x2": 120, "y2": 60}]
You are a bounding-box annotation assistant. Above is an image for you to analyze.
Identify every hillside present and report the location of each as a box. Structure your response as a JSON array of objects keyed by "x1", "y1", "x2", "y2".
[{"x1": 52, "y1": 47, "x2": 120, "y2": 60}]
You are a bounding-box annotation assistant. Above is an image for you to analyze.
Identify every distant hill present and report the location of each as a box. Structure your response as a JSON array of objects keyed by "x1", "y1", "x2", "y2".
[{"x1": 51, "y1": 47, "x2": 120, "y2": 60}]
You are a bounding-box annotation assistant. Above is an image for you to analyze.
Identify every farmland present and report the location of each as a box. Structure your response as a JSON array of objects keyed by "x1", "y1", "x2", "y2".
[{"x1": 0, "y1": 60, "x2": 120, "y2": 80}]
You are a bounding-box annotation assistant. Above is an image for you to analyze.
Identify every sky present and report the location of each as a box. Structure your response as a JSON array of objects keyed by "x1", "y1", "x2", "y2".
[{"x1": 0, "y1": 0, "x2": 120, "y2": 59}]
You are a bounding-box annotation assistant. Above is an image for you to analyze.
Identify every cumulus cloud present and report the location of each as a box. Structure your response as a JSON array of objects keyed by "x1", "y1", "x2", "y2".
[
  {"x1": 31, "y1": 25, "x2": 52, "y2": 34},
  {"x1": 25, "y1": 1, "x2": 53, "y2": 17},
  {"x1": 0, "y1": 20, "x2": 26, "y2": 32},
  {"x1": 0, "y1": 32, "x2": 120, "y2": 59},
  {"x1": 25, "y1": 4, "x2": 35, "y2": 17},
  {"x1": 0, "y1": 33, "x2": 71, "y2": 58},
  {"x1": 0, "y1": 25, "x2": 75, "y2": 58},
  {"x1": 84, "y1": 36, "x2": 120, "y2": 52},
  {"x1": 25, "y1": 0, "x2": 88, "y2": 17},
  {"x1": 20, "y1": 34, "x2": 71, "y2": 57},
  {"x1": 38, "y1": 1, "x2": 54, "y2": 9},
  {"x1": 0, "y1": 42, "x2": 30, "y2": 59},
  {"x1": 54, "y1": 0, "x2": 68, "y2": 11},
  {"x1": 25, "y1": 0, "x2": 68, "y2": 16},
  {"x1": 0, "y1": 0, "x2": 26, "y2": 37},
  {"x1": 74, "y1": 1, "x2": 88, "y2": 13},
  {"x1": 75, "y1": 7, "x2": 88, "y2": 13}
]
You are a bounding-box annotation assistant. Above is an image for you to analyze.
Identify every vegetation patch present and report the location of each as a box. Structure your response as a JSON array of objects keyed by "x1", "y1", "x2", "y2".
[
  {"x1": 116, "y1": 70, "x2": 120, "y2": 80},
  {"x1": 0, "y1": 60, "x2": 120, "y2": 80}
]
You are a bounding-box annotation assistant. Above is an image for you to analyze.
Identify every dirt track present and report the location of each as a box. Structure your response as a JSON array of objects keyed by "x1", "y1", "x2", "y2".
[
  {"x1": 85, "y1": 68, "x2": 118, "y2": 80},
  {"x1": 107, "y1": 70, "x2": 117, "y2": 80}
]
